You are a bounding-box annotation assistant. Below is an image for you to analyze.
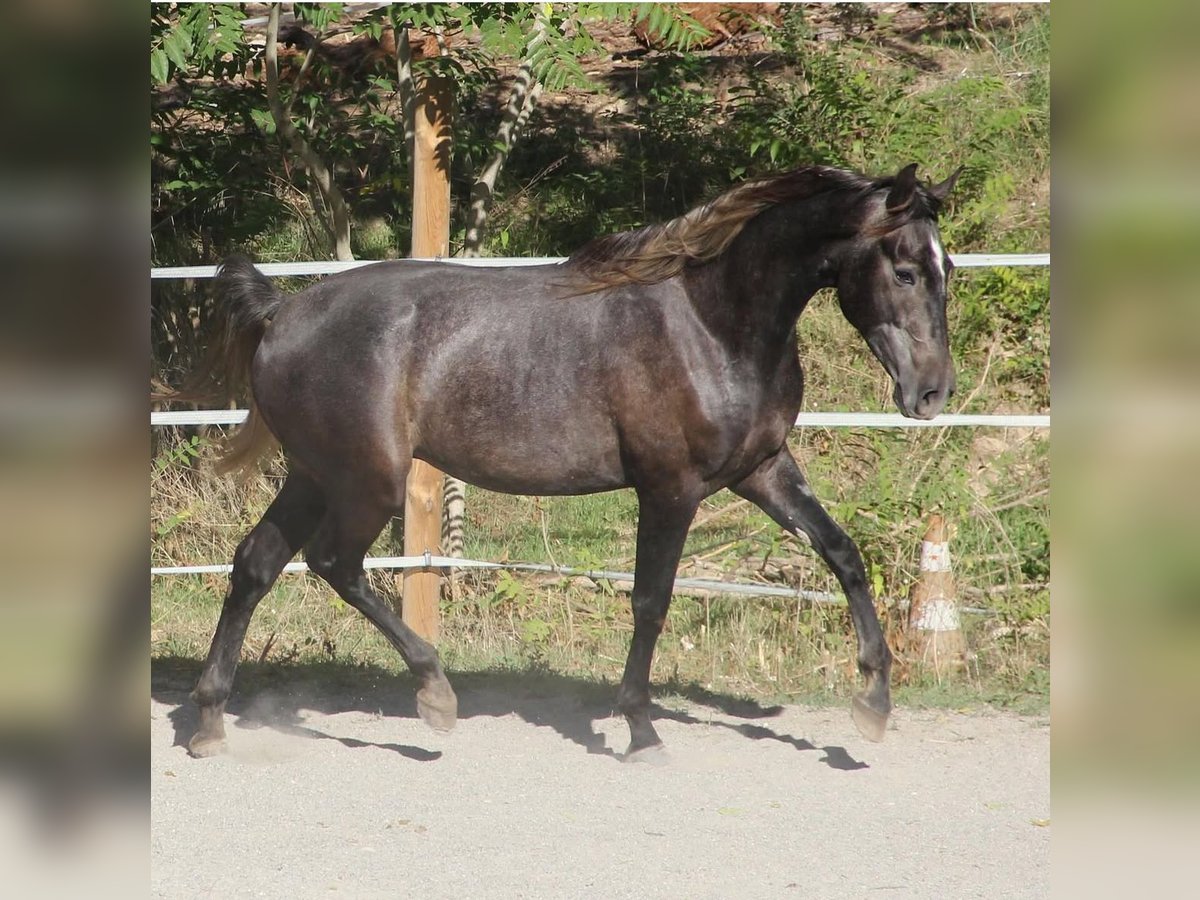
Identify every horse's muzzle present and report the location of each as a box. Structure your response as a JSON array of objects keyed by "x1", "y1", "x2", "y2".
[
  {"x1": 867, "y1": 326, "x2": 954, "y2": 420},
  {"x1": 894, "y1": 379, "x2": 954, "y2": 420}
]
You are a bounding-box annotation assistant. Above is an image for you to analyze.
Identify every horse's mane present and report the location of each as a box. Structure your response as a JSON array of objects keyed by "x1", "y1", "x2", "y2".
[{"x1": 563, "y1": 165, "x2": 933, "y2": 294}]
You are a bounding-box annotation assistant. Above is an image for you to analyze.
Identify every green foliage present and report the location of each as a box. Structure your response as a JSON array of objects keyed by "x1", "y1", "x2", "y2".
[
  {"x1": 154, "y1": 434, "x2": 205, "y2": 472},
  {"x1": 492, "y1": 570, "x2": 528, "y2": 606},
  {"x1": 151, "y1": 3, "x2": 247, "y2": 85},
  {"x1": 294, "y1": 3, "x2": 345, "y2": 32},
  {"x1": 151, "y1": 435, "x2": 209, "y2": 539},
  {"x1": 730, "y1": 9, "x2": 908, "y2": 170},
  {"x1": 151, "y1": 3, "x2": 710, "y2": 273},
  {"x1": 155, "y1": 508, "x2": 192, "y2": 540},
  {"x1": 630, "y1": 3, "x2": 712, "y2": 51},
  {"x1": 951, "y1": 267, "x2": 1050, "y2": 402},
  {"x1": 519, "y1": 617, "x2": 552, "y2": 645}
]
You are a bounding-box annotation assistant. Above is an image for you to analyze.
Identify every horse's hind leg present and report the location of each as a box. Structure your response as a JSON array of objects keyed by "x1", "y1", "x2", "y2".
[
  {"x1": 617, "y1": 491, "x2": 700, "y2": 761},
  {"x1": 732, "y1": 449, "x2": 892, "y2": 742},
  {"x1": 305, "y1": 488, "x2": 457, "y2": 733},
  {"x1": 189, "y1": 473, "x2": 326, "y2": 757}
]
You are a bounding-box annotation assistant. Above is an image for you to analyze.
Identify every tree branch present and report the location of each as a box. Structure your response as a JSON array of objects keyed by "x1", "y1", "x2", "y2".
[
  {"x1": 395, "y1": 25, "x2": 415, "y2": 173},
  {"x1": 265, "y1": 4, "x2": 354, "y2": 261},
  {"x1": 284, "y1": 44, "x2": 318, "y2": 118},
  {"x1": 462, "y1": 14, "x2": 548, "y2": 257}
]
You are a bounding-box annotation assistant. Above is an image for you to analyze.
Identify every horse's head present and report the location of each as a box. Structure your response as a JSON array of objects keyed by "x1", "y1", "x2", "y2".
[{"x1": 835, "y1": 164, "x2": 961, "y2": 420}]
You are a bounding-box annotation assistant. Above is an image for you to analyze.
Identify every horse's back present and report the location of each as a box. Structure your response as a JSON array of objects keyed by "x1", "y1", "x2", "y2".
[
  {"x1": 248, "y1": 261, "x2": 786, "y2": 496},
  {"x1": 251, "y1": 262, "x2": 634, "y2": 492}
]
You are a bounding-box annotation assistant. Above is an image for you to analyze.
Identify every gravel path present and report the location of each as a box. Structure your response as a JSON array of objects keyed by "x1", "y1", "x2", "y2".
[{"x1": 151, "y1": 667, "x2": 1049, "y2": 899}]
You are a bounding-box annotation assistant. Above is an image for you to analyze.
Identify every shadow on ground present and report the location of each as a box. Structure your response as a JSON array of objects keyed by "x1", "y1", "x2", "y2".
[{"x1": 152, "y1": 656, "x2": 865, "y2": 771}]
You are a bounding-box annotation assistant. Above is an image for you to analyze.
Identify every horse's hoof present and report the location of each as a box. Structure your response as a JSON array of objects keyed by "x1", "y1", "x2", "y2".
[
  {"x1": 417, "y1": 679, "x2": 458, "y2": 733},
  {"x1": 187, "y1": 733, "x2": 227, "y2": 758},
  {"x1": 851, "y1": 694, "x2": 889, "y2": 743},
  {"x1": 623, "y1": 743, "x2": 669, "y2": 766}
]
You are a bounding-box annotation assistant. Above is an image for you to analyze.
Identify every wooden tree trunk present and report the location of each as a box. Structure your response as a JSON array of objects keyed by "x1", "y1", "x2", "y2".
[
  {"x1": 399, "y1": 74, "x2": 453, "y2": 641},
  {"x1": 264, "y1": 4, "x2": 354, "y2": 261}
]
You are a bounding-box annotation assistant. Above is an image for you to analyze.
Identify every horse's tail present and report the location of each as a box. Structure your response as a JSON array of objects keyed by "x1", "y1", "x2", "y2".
[{"x1": 151, "y1": 254, "x2": 285, "y2": 475}]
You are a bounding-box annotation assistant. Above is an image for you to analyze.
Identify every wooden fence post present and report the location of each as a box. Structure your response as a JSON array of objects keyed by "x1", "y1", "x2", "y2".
[{"x1": 400, "y1": 74, "x2": 453, "y2": 642}]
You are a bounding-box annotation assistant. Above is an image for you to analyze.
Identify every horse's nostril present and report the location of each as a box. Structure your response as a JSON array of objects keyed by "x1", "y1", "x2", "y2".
[{"x1": 916, "y1": 386, "x2": 947, "y2": 417}]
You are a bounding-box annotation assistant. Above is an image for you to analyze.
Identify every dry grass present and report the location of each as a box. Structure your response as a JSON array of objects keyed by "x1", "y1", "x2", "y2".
[
  {"x1": 153, "y1": 563, "x2": 1048, "y2": 713},
  {"x1": 152, "y1": 413, "x2": 1049, "y2": 713}
]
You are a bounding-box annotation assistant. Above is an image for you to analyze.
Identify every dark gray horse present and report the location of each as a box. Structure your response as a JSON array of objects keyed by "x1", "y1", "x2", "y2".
[{"x1": 159, "y1": 163, "x2": 960, "y2": 760}]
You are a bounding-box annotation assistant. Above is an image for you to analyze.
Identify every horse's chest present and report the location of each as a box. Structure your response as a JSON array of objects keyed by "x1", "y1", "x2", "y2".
[{"x1": 676, "y1": 371, "x2": 792, "y2": 471}]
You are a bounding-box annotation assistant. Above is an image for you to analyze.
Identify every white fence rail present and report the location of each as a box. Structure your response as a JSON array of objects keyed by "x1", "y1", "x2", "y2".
[
  {"x1": 150, "y1": 554, "x2": 843, "y2": 605},
  {"x1": 151, "y1": 408, "x2": 1049, "y2": 429},
  {"x1": 151, "y1": 252, "x2": 1049, "y2": 280}
]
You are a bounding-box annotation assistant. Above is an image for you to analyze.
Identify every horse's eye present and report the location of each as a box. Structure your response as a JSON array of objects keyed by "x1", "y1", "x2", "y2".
[{"x1": 894, "y1": 269, "x2": 916, "y2": 286}]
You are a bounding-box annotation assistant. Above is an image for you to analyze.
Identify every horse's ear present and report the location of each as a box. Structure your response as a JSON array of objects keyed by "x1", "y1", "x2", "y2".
[
  {"x1": 886, "y1": 163, "x2": 919, "y2": 213},
  {"x1": 929, "y1": 166, "x2": 964, "y2": 203}
]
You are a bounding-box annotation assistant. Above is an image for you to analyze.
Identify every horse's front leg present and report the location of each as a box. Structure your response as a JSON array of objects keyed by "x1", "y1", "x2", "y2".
[
  {"x1": 732, "y1": 448, "x2": 892, "y2": 741},
  {"x1": 617, "y1": 491, "x2": 700, "y2": 761}
]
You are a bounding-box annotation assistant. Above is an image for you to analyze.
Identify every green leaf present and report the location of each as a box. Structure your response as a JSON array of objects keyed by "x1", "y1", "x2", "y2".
[
  {"x1": 296, "y1": 2, "x2": 343, "y2": 31},
  {"x1": 150, "y1": 48, "x2": 169, "y2": 85},
  {"x1": 249, "y1": 107, "x2": 276, "y2": 135},
  {"x1": 163, "y1": 27, "x2": 192, "y2": 72},
  {"x1": 520, "y1": 618, "x2": 551, "y2": 643},
  {"x1": 211, "y1": 6, "x2": 247, "y2": 55}
]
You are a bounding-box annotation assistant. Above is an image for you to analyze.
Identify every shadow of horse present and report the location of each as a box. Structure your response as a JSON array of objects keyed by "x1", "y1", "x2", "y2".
[{"x1": 152, "y1": 656, "x2": 867, "y2": 771}]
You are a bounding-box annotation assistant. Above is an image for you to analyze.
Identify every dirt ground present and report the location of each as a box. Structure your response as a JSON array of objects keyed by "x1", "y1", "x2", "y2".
[{"x1": 151, "y1": 664, "x2": 1049, "y2": 899}]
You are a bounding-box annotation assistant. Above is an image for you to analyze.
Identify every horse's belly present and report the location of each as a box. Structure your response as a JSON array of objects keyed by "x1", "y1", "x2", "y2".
[
  {"x1": 416, "y1": 420, "x2": 627, "y2": 497},
  {"x1": 433, "y1": 463, "x2": 627, "y2": 497}
]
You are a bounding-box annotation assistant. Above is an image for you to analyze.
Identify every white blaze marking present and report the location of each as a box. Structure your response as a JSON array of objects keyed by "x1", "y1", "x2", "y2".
[{"x1": 929, "y1": 232, "x2": 947, "y2": 291}]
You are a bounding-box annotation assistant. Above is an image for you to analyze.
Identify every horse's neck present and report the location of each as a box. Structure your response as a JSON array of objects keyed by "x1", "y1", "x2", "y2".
[{"x1": 684, "y1": 201, "x2": 840, "y2": 357}]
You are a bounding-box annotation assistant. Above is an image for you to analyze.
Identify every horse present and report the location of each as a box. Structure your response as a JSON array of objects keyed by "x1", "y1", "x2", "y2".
[{"x1": 156, "y1": 162, "x2": 960, "y2": 760}]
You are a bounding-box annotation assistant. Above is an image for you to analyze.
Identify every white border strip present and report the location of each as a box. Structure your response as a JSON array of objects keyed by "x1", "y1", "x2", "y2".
[
  {"x1": 150, "y1": 252, "x2": 1048, "y2": 280},
  {"x1": 150, "y1": 408, "x2": 1049, "y2": 428}
]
